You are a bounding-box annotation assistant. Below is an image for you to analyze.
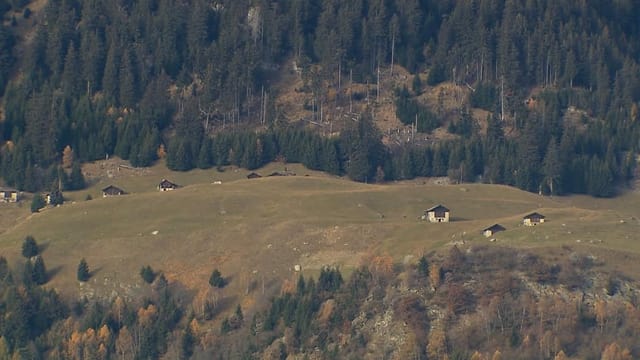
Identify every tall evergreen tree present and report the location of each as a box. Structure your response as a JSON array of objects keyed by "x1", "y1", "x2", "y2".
[
  {"x1": 32, "y1": 255, "x2": 47, "y2": 285},
  {"x1": 21, "y1": 235, "x2": 38, "y2": 258},
  {"x1": 77, "y1": 258, "x2": 90, "y2": 282}
]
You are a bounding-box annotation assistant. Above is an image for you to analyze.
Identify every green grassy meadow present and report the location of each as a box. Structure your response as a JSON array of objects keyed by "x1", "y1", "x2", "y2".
[{"x1": 1, "y1": 160, "x2": 639, "y2": 300}]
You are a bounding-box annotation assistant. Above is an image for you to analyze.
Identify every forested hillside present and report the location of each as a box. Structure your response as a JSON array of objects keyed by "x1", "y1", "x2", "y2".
[
  {"x1": 2, "y1": 246, "x2": 640, "y2": 359},
  {"x1": 0, "y1": 0, "x2": 639, "y2": 196}
]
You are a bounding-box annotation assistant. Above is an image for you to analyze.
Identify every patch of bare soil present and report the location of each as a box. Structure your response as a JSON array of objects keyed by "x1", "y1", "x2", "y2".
[{"x1": 81, "y1": 157, "x2": 151, "y2": 182}]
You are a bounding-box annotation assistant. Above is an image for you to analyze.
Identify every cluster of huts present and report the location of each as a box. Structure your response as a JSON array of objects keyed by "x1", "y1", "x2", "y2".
[
  {"x1": 0, "y1": 187, "x2": 19, "y2": 203},
  {"x1": 101, "y1": 179, "x2": 179, "y2": 197},
  {"x1": 423, "y1": 204, "x2": 546, "y2": 237}
]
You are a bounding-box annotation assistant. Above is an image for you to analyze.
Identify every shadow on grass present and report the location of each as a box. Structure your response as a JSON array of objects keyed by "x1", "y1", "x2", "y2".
[
  {"x1": 167, "y1": 280, "x2": 199, "y2": 309},
  {"x1": 89, "y1": 266, "x2": 103, "y2": 278},
  {"x1": 48, "y1": 264, "x2": 64, "y2": 281},
  {"x1": 38, "y1": 240, "x2": 51, "y2": 254}
]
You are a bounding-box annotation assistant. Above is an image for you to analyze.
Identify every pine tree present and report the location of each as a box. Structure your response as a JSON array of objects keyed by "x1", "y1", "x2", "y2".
[
  {"x1": 68, "y1": 162, "x2": 86, "y2": 190},
  {"x1": 32, "y1": 255, "x2": 47, "y2": 285},
  {"x1": 197, "y1": 138, "x2": 212, "y2": 169},
  {"x1": 77, "y1": 258, "x2": 90, "y2": 282},
  {"x1": 21, "y1": 235, "x2": 38, "y2": 258},
  {"x1": 140, "y1": 265, "x2": 156, "y2": 284},
  {"x1": 209, "y1": 269, "x2": 226, "y2": 288},
  {"x1": 180, "y1": 323, "x2": 195, "y2": 359},
  {"x1": 542, "y1": 138, "x2": 562, "y2": 195},
  {"x1": 235, "y1": 304, "x2": 243, "y2": 323},
  {"x1": 418, "y1": 255, "x2": 429, "y2": 277},
  {"x1": 30, "y1": 194, "x2": 45, "y2": 213},
  {"x1": 412, "y1": 73, "x2": 422, "y2": 95}
]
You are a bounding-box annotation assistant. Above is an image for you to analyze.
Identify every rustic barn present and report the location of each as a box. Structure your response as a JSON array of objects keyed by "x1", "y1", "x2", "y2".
[
  {"x1": 158, "y1": 179, "x2": 179, "y2": 191},
  {"x1": 523, "y1": 212, "x2": 545, "y2": 226},
  {"x1": 424, "y1": 204, "x2": 450, "y2": 223},
  {"x1": 482, "y1": 224, "x2": 506, "y2": 237},
  {"x1": 247, "y1": 172, "x2": 262, "y2": 179},
  {"x1": 0, "y1": 188, "x2": 19, "y2": 202},
  {"x1": 102, "y1": 185, "x2": 125, "y2": 197}
]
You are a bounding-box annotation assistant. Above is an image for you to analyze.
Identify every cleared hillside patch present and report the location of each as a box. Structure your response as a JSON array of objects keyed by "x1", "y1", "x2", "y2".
[{"x1": 0, "y1": 162, "x2": 639, "y2": 300}]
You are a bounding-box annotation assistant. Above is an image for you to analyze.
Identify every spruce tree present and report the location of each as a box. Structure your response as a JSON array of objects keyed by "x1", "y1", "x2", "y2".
[
  {"x1": 209, "y1": 269, "x2": 226, "y2": 288},
  {"x1": 30, "y1": 194, "x2": 45, "y2": 213},
  {"x1": 418, "y1": 256, "x2": 430, "y2": 277},
  {"x1": 21, "y1": 235, "x2": 38, "y2": 258},
  {"x1": 77, "y1": 258, "x2": 90, "y2": 282},
  {"x1": 69, "y1": 162, "x2": 86, "y2": 190},
  {"x1": 140, "y1": 265, "x2": 156, "y2": 284},
  {"x1": 32, "y1": 255, "x2": 47, "y2": 285}
]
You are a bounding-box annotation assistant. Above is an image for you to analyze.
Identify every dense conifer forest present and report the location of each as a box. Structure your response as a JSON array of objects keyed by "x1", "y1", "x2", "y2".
[{"x1": 1, "y1": 0, "x2": 639, "y2": 195}]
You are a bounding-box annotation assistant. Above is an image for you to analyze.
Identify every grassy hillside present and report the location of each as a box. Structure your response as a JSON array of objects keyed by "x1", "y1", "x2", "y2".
[{"x1": 1, "y1": 161, "x2": 639, "y2": 301}]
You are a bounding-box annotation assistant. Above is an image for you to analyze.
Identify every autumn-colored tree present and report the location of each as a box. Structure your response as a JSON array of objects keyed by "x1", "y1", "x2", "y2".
[
  {"x1": 62, "y1": 145, "x2": 74, "y2": 169},
  {"x1": 595, "y1": 299, "x2": 607, "y2": 333},
  {"x1": 98, "y1": 325, "x2": 111, "y2": 346},
  {"x1": 157, "y1": 144, "x2": 167, "y2": 159},
  {"x1": 189, "y1": 318, "x2": 200, "y2": 339},
  {"x1": 429, "y1": 263, "x2": 442, "y2": 289},
  {"x1": 369, "y1": 254, "x2": 394, "y2": 282},
  {"x1": 491, "y1": 349, "x2": 503, "y2": 360},
  {"x1": 426, "y1": 328, "x2": 447, "y2": 360},
  {"x1": 115, "y1": 326, "x2": 135, "y2": 360},
  {"x1": 0, "y1": 337, "x2": 10, "y2": 359},
  {"x1": 112, "y1": 296, "x2": 127, "y2": 327},
  {"x1": 137, "y1": 304, "x2": 158, "y2": 327},
  {"x1": 470, "y1": 351, "x2": 488, "y2": 360},
  {"x1": 66, "y1": 330, "x2": 83, "y2": 359},
  {"x1": 554, "y1": 350, "x2": 569, "y2": 360},
  {"x1": 601, "y1": 342, "x2": 633, "y2": 360}
]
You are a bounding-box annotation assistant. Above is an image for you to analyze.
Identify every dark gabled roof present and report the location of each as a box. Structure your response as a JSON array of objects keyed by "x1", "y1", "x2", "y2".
[
  {"x1": 102, "y1": 185, "x2": 125, "y2": 194},
  {"x1": 0, "y1": 187, "x2": 18, "y2": 192},
  {"x1": 159, "y1": 179, "x2": 179, "y2": 188},
  {"x1": 523, "y1": 212, "x2": 545, "y2": 219},
  {"x1": 483, "y1": 224, "x2": 506, "y2": 232},
  {"x1": 425, "y1": 204, "x2": 450, "y2": 212},
  {"x1": 247, "y1": 172, "x2": 262, "y2": 179}
]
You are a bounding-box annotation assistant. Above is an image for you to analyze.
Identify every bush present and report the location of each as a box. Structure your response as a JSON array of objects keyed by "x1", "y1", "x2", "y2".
[
  {"x1": 140, "y1": 265, "x2": 156, "y2": 284},
  {"x1": 77, "y1": 258, "x2": 90, "y2": 282},
  {"x1": 209, "y1": 269, "x2": 226, "y2": 288},
  {"x1": 22, "y1": 235, "x2": 38, "y2": 258},
  {"x1": 31, "y1": 194, "x2": 45, "y2": 213},
  {"x1": 49, "y1": 189, "x2": 64, "y2": 206}
]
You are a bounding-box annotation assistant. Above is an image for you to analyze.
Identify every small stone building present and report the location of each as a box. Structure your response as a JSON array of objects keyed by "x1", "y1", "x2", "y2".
[
  {"x1": 0, "y1": 188, "x2": 19, "y2": 202},
  {"x1": 482, "y1": 224, "x2": 506, "y2": 237},
  {"x1": 102, "y1": 185, "x2": 125, "y2": 197},
  {"x1": 158, "y1": 179, "x2": 179, "y2": 191},
  {"x1": 424, "y1": 204, "x2": 450, "y2": 223},
  {"x1": 523, "y1": 212, "x2": 545, "y2": 226}
]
